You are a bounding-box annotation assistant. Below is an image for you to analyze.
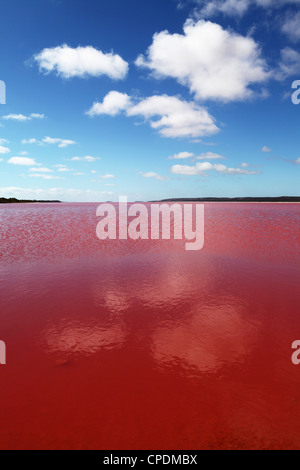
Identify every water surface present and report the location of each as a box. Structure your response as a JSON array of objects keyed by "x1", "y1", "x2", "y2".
[{"x1": 0, "y1": 203, "x2": 299, "y2": 449}]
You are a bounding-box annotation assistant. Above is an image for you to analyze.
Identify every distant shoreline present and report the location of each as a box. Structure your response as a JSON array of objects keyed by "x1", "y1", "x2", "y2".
[
  {"x1": 152, "y1": 197, "x2": 300, "y2": 203},
  {"x1": 1, "y1": 196, "x2": 300, "y2": 204},
  {"x1": 0, "y1": 197, "x2": 61, "y2": 204}
]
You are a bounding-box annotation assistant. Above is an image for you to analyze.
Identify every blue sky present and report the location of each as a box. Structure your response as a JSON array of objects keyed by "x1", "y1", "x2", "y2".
[{"x1": 0, "y1": 0, "x2": 299, "y2": 201}]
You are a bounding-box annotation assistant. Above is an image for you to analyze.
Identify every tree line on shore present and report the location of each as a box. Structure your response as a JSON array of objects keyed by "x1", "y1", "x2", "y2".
[{"x1": 0, "y1": 197, "x2": 61, "y2": 203}]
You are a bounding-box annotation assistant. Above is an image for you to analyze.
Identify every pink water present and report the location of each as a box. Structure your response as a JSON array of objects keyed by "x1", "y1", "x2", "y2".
[{"x1": 0, "y1": 203, "x2": 299, "y2": 449}]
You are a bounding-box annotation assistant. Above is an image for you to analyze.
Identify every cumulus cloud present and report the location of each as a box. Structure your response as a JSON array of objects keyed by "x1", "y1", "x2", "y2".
[
  {"x1": 196, "y1": 152, "x2": 225, "y2": 159},
  {"x1": 88, "y1": 91, "x2": 218, "y2": 138},
  {"x1": 168, "y1": 151, "x2": 225, "y2": 160},
  {"x1": 182, "y1": 0, "x2": 300, "y2": 18},
  {"x1": 171, "y1": 161, "x2": 261, "y2": 175},
  {"x1": 7, "y1": 157, "x2": 36, "y2": 166},
  {"x1": 3, "y1": 113, "x2": 45, "y2": 121},
  {"x1": 34, "y1": 44, "x2": 129, "y2": 79},
  {"x1": 29, "y1": 167, "x2": 53, "y2": 173},
  {"x1": 127, "y1": 94, "x2": 219, "y2": 138},
  {"x1": 6, "y1": 115, "x2": 30, "y2": 122},
  {"x1": 0, "y1": 145, "x2": 10, "y2": 154},
  {"x1": 213, "y1": 163, "x2": 261, "y2": 174},
  {"x1": 282, "y1": 11, "x2": 300, "y2": 42},
  {"x1": 0, "y1": 138, "x2": 9, "y2": 144},
  {"x1": 278, "y1": 47, "x2": 300, "y2": 78},
  {"x1": 87, "y1": 91, "x2": 131, "y2": 116},
  {"x1": 29, "y1": 174, "x2": 64, "y2": 180},
  {"x1": 262, "y1": 146, "x2": 272, "y2": 152},
  {"x1": 30, "y1": 114, "x2": 45, "y2": 119},
  {"x1": 193, "y1": 0, "x2": 250, "y2": 17},
  {"x1": 70, "y1": 156, "x2": 98, "y2": 162},
  {"x1": 57, "y1": 167, "x2": 74, "y2": 172},
  {"x1": 21, "y1": 137, "x2": 76, "y2": 147},
  {"x1": 171, "y1": 161, "x2": 213, "y2": 175},
  {"x1": 100, "y1": 174, "x2": 115, "y2": 179},
  {"x1": 168, "y1": 151, "x2": 194, "y2": 159},
  {"x1": 42, "y1": 136, "x2": 76, "y2": 148},
  {"x1": 140, "y1": 171, "x2": 168, "y2": 180},
  {"x1": 22, "y1": 138, "x2": 37, "y2": 144},
  {"x1": 135, "y1": 19, "x2": 270, "y2": 102}
]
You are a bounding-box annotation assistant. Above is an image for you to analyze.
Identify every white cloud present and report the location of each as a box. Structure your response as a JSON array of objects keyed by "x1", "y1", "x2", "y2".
[
  {"x1": 0, "y1": 145, "x2": 10, "y2": 154},
  {"x1": 87, "y1": 91, "x2": 131, "y2": 116},
  {"x1": 88, "y1": 90, "x2": 218, "y2": 138},
  {"x1": 278, "y1": 47, "x2": 300, "y2": 78},
  {"x1": 22, "y1": 137, "x2": 75, "y2": 148},
  {"x1": 0, "y1": 138, "x2": 9, "y2": 145},
  {"x1": 42, "y1": 136, "x2": 76, "y2": 148},
  {"x1": 30, "y1": 114, "x2": 45, "y2": 119},
  {"x1": 195, "y1": 0, "x2": 250, "y2": 18},
  {"x1": 100, "y1": 174, "x2": 115, "y2": 179},
  {"x1": 29, "y1": 167, "x2": 53, "y2": 173},
  {"x1": 168, "y1": 151, "x2": 195, "y2": 159},
  {"x1": 185, "y1": 0, "x2": 300, "y2": 18},
  {"x1": 168, "y1": 151, "x2": 224, "y2": 160},
  {"x1": 70, "y1": 156, "x2": 98, "y2": 162},
  {"x1": 127, "y1": 94, "x2": 219, "y2": 138},
  {"x1": 8, "y1": 157, "x2": 36, "y2": 166},
  {"x1": 141, "y1": 171, "x2": 168, "y2": 180},
  {"x1": 196, "y1": 151, "x2": 225, "y2": 159},
  {"x1": 4, "y1": 114, "x2": 29, "y2": 122},
  {"x1": 135, "y1": 19, "x2": 270, "y2": 102},
  {"x1": 72, "y1": 172, "x2": 85, "y2": 176},
  {"x1": 213, "y1": 163, "x2": 261, "y2": 174},
  {"x1": 57, "y1": 167, "x2": 74, "y2": 172},
  {"x1": 29, "y1": 174, "x2": 64, "y2": 180},
  {"x1": 295, "y1": 157, "x2": 300, "y2": 164},
  {"x1": 262, "y1": 146, "x2": 272, "y2": 152},
  {"x1": 3, "y1": 113, "x2": 44, "y2": 121},
  {"x1": 34, "y1": 44, "x2": 128, "y2": 79},
  {"x1": 22, "y1": 138, "x2": 37, "y2": 144},
  {"x1": 282, "y1": 12, "x2": 300, "y2": 42},
  {"x1": 171, "y1": 161, "x2": 213, "y2": 175},
  {"x1": 171, "y1": 161, "x2": 261, "y2": 175}
]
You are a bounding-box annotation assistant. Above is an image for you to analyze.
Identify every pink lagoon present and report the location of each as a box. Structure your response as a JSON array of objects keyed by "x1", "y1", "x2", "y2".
[{"x1": 0, "y1": 202, "x2": 299, "y2": 450}]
